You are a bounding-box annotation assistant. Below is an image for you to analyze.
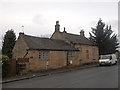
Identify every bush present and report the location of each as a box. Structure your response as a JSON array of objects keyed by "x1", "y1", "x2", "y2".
[{"x1": 2, "y1": 55, "x2": 9, "y2": 77}]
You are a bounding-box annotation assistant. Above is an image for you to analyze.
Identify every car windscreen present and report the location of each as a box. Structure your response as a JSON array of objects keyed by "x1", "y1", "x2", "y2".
[{"x1": 101, "y1": 55, "x2": 110, "y2": 59}]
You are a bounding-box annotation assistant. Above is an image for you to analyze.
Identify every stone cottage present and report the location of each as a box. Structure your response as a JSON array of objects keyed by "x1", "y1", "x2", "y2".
[
  {"x1": 51, "y1": 21, "x2": 99, "y2": 66},
  {"x1": 12, "y1": 21, "x2": 99, "y2": 71}
]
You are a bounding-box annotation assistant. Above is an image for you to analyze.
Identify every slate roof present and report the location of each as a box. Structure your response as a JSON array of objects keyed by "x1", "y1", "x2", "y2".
[
  {"x1": 61, "y1": 32, "x2": 96, "y2": 45},
  {"x1": 22, "y1": 34, "x2": 78, "y2": 51}
]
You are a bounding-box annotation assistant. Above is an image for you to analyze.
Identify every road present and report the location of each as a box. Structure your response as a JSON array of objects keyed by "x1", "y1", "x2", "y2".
[{"x1": 3, "y1": 65, "x2": 118, "y2": 88}]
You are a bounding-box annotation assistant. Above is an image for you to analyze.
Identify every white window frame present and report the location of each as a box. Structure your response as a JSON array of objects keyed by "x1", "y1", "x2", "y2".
[{"x1": 39, "y1": 52, "x2": 48, "y2": 59}]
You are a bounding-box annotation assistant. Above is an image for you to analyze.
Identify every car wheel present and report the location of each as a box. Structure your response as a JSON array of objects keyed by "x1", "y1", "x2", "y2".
[
  {"x1": 109, "y1": 62, "x2": 112, "y2": 66},
  {"x1": 115, "y1": 61, "x2": 117, "y2": 65},
  {"x1": 99, "y1": 64, "x2": 102, "y2": 66}
]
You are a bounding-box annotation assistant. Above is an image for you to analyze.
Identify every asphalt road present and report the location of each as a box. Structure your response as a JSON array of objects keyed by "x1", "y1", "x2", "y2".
[{"x1": 3, "y1": 65, "x2": 118, "y2": 88}]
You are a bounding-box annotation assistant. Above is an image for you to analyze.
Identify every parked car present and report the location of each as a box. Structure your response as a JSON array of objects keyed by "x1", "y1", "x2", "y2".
[{"x1": 99, "y1": 54, "x2": 117, "y2": 66}]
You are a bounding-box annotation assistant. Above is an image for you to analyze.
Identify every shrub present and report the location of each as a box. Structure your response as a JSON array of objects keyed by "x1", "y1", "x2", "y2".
[{"x1": 2, "y1": 55, "x2": 9, "y2": 77}]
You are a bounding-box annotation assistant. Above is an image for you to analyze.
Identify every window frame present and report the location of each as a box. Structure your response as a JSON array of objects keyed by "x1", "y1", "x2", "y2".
[
  {"x1": 39, "y1": 51, "x2": 49, "y2": 60},
  {"x1": 86, "y1": 50, "x2": 89, "y2": 59}
]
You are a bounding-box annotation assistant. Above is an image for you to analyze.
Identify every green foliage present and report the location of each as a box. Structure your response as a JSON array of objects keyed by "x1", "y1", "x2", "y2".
[
  {"x1": 89, "y1": 19, "x2": 119, "y2": 55},
  {"x1": 2, "y1": 55, "x2": 9, "y2": 77},
  {"x1": 2, "y1": 29, "x2": 16, "y2": 58}
]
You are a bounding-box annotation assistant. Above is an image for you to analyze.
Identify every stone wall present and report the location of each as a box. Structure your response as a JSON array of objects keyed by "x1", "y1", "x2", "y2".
[
  {"x1": 75, "y1": 45, "x2": 99, "y2": 65},
  {"x1": 12, "y1": 34, "x2": 29, "y2": 58},
  {"x1": 26, "y1": 50, "x2": 68, "y2": 71}
]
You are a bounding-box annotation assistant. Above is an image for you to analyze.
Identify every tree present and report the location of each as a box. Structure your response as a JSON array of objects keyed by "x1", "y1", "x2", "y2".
[
  {"x1": 89, "y1": 19, "x2": 119, "y2": 55},
  {"x1": 2, "y1": 29, "x2": 16, "y2": 58}
]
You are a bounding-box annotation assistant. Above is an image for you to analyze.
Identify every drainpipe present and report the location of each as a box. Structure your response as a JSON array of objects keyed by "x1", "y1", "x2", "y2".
[
  {"x1": 66, "y1": 51, "x2": 69, "y2": 66},
  {"x1": 46, "y1": 61, "x2": 49, "y2": 70}
]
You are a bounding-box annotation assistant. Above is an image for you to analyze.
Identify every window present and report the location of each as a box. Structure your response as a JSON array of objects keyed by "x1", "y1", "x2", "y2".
[
  {"x1": 86, "y1": 54, "x2": 89, "y2": 59},
  {"x1": 86, "y1": 50, "x2": 89, "y2": 59},
  {"x1": 39, "y1": 52, "x2": 48, "y2": 59},
  {"x1": 68, "y1": 51, "x2": 75, "y2": 57},
  {"x1": 101, "y1": 55, "x2": 110, "y2": 59},
  {"x1": 92, "y1": 48, "x2": 95, "y2": 55},
  {"x1": 86, "y1": 50, "x2": 89, "y2": 53}
]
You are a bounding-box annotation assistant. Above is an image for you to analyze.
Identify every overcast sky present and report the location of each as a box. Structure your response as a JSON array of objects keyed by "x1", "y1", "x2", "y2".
[{"x1": 0, "y1": 0, "x2": 119, "y2": 48}]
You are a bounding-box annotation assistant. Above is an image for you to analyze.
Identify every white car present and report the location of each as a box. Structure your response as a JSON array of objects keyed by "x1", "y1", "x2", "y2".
[{"x1": 99, "y1": 54, "x2": 117, "y2": 66}]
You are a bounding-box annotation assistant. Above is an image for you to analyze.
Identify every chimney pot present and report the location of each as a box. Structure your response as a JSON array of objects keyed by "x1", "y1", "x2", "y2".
[
  {"x1": 80, "y1": 30, "x2": 85, "y2": 37},
  {"x1": 19, "y1": 32, "x2": 24, "y2": 35},
  {"x1": 63, "y1": 27, "x2": 67, "y2": 33},
  {"x1": 55, "y1": 20, "x2": 60, "y2": 32},
  {"x1": 56, "y1": 21, "x2": 59, "y2": 25}
]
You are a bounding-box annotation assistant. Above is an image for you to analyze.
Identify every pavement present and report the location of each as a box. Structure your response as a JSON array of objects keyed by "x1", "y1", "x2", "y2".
[{"x1": 2, "y1": 64, "x2": 99, "y2": 84}]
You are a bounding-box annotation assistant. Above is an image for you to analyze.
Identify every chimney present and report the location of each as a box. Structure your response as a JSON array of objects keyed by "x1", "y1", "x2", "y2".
[
  {"x1": 63, "y1": 27, "x2": 67, "y2": 33},
  {"x1": 80, "y1": 30, "x2": 85, "y2": 37},
  {"x1": 19, "y1": 32, "x2": 24, "y2": 36},
  {"x1": 55, "y1": 21, "x2": 60, "y2": 32}
]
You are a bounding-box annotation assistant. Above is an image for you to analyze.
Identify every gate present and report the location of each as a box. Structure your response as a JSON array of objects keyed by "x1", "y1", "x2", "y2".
[
  {"x1": 9, "y1": 58, "x2": 29, "y2": 75},
  {"x1": 16, "y1": 58, "x2": 29, "y2": 74}
]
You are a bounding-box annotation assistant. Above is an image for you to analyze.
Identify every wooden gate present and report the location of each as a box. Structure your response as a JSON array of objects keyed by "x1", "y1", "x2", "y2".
[
  {"x1": 9, "y1": 58, "x2": 29, "y2": 75},
  {"x1": 16, "y1": 58, "x2": 29, "y2": 74}
]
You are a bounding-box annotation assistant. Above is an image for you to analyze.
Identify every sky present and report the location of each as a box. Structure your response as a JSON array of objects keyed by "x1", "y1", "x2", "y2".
[{"x1": 0, "y1": 0, "x2": 119, "y2": 48}]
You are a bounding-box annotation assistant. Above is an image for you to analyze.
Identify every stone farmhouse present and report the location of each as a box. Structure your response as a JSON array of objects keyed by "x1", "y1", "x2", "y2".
[{"x1": 12, "y1": 21, "x2": 99, "y2": 71}]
